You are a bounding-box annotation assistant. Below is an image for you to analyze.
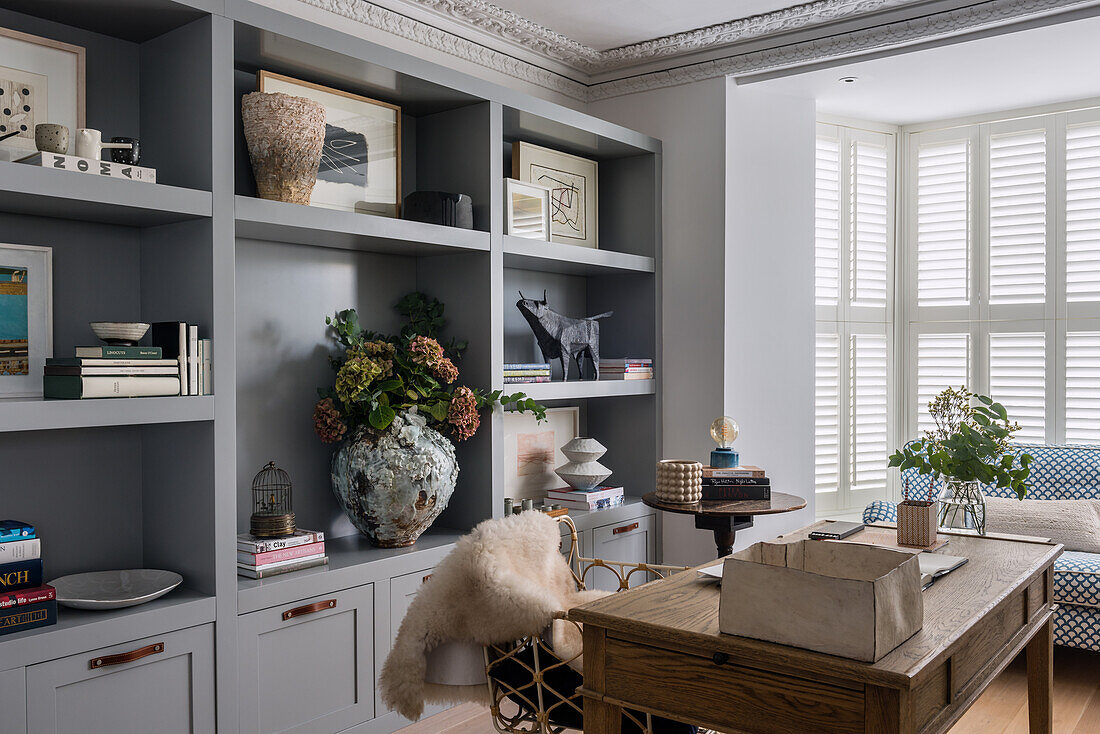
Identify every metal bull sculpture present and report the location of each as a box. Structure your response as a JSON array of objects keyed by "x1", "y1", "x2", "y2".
[{"x1": 516, "y1": 291, "x2": 612, "y2": 381}]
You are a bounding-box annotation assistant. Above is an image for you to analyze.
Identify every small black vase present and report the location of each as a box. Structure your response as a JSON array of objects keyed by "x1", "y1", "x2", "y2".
[{"x1": 110, "y1": 137, "x2": 140, "y2": 165}]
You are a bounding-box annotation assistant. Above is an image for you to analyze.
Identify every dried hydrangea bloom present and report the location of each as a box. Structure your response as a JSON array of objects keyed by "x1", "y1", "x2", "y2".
[
  {"x1": 336, "y1": 354, "x2": 383, "y2": 404},
  {"x1": 313, "y1": 398, "x2": 347, "y2": 443},
  {"x1": 447, "y1": 386, "x2": 480, "y2": 441}
]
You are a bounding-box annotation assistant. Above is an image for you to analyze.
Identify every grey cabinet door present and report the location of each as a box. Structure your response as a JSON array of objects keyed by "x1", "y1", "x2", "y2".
[
  {"x1": 586, "y1": 513, "x2": 657, "y2": 591},
  {"x1": 0, "y1": 667, "x2": 26, "y2": 734},
  {"x1": 388, "y1": 569, "x2": 433, "y2": 648},
  {"x1": 25, "y1": 623, "x2": 215, "y2": 734},
  {"x1": 238, "y1": 584, "x2": 374, "y2": 734}
]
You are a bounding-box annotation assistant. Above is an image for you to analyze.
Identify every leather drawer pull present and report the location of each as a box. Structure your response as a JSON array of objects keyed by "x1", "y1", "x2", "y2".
[
  {"x1": 422, "y1": 574, "x2": 433, "y2": 583},
  {"x1": 712, "y1": 652, "x2": 729, "y2": 666},
  {"x1": 613, "y1": 522, "x2": 639, "y2": 535},
  {"x1": 283, "y1": 599, "x2": 337, "y2": 621},
  {"x1": 89, "y1": 642, "x2": 164, "y2": 670}
]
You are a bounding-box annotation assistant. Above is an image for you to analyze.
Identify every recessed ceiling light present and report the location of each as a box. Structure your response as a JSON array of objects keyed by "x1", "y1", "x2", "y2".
[{"x1": 838, "y1": 76, "x2": 859, "y2": 84}]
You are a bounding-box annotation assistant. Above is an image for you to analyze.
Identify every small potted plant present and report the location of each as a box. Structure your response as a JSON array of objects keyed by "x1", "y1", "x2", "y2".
[{"x1": 888, "y1": 386, "x2": 1032, "y2": 535}]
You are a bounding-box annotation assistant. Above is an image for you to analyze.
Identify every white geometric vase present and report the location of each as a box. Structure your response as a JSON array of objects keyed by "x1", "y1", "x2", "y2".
[{"x1": 555, "y1": 437, "x2": 611, "y2": 490}]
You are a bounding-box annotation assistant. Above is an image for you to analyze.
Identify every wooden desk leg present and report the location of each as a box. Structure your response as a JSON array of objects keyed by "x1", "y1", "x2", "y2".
[
  {"x1": 582, "y1": 626, "x2": 621, "y2": 734},
  {"x1": 865, "y1": 684, "x2": 913, "y2": 734},
  {"x1": 1026, "y1": 615, "x2": 1054, "y2": 734}
]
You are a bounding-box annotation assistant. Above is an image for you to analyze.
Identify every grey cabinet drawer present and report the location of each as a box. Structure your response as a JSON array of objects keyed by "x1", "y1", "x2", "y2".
[
  {"x1": 25, "y1": 623, "x2": 214, "y2": 734},
  {"x1": 0, "y1": 667, "x2": 26, "y2": 734},
  {"x1": 239, "y1": 584, "x2": 374, "y2": 734},
  {"x1": 587, "y1": 513, "x2": 656, "y2": 591},
  {"x1": 389, "y1": 569, "x2": 433, "y2": 647}
]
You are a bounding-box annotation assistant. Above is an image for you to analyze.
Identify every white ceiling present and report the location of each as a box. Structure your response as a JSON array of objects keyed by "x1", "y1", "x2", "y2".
[
  {"x1": 489, "y1": 0, "x2": 795, "y2": 51},
  {"x1": 749, "y1": 16, "x2": 1100, "y2": 125}
]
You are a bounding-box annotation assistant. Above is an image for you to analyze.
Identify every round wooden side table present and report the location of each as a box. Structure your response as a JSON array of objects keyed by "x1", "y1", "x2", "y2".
[{"x1": 641, "y1": 491, "x2": 807, "y2": 557}]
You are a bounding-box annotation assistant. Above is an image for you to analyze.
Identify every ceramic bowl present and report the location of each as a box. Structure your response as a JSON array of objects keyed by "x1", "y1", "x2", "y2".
[
  {"x1": 90, "y1": 321, "x2": 150, "y2": 346},
  {"x1": 49, "y1": 569, "x2": 183, "y2": 610}
]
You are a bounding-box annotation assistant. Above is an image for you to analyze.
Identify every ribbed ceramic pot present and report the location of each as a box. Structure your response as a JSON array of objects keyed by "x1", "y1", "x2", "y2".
[
  {"x1": 331, "y1": 410, "x2": 459, "y2": 547},
  {"x1": 555, "y1": 437, "x2": 611, "y2": 490},
  {"x1": 655, "y1": 459, "x2": 703, "y2": 503},
  {"x1": 241, "y1": 91, "x2": 326, "y2": 204}
]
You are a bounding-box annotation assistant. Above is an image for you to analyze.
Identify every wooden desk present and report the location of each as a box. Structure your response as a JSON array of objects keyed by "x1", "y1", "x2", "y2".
[
  {"x1": 641, "y1": 491, "x2": 807, "y2": 557},
  {"x1": 572, "y1": 529, "x2": 1062, "y2": 734}
]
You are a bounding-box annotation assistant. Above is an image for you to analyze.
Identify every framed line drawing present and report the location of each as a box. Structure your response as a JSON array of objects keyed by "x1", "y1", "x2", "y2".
[
  {"x1": 0, "y1": 27, "x2": 85, "y2": 160},
  {"x1": 512, "y1": 141, "x2": 598, "y2": 248},
  {"x1": 502, "y1": 406, "x2": 579, "y2": 500},
  {"x1": 0, "y1": 243, "x2": 52, "y2": 397},
  {"x1": 259, "y1": 70, "x2": 401, "y2": 215}
]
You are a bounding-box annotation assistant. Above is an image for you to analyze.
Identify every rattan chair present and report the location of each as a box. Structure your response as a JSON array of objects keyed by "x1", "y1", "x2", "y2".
[{"x1": 483, "y1": 516, "x2": 708, "y2": 734}]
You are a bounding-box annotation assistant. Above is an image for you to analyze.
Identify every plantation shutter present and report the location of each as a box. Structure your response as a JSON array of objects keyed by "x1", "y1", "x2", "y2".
[
  {"x1": 816, "y1": 135, "x2": 841, "y2": 307},
  {"x1": 1066, "y1": 332, "x2": 1100, "y2": 443},
  {"x1": 916, "y1": 333, "x2": 970, "y2": 434},
  {"x1": 851, "y1": 141, "x2": 890, "y2": 307},
  {"x1": 988, "y1": 131, "x2": 1046, "y2": 304},
  {"x1": 989, "y1": 332, "x2": 1046, "y2": 441},
  {"x1": 916, "y1": 141, "x2": 970, "y2": 307},
  {"x1": 815, "y1": 333, "x2": 840, "y2": 495},
  {"x1": 850, "y1": 334, "x2": 888, "y2": 494},
  {"x1": 1066, "y1": 123, "x2": 1100, "y2": 303}
]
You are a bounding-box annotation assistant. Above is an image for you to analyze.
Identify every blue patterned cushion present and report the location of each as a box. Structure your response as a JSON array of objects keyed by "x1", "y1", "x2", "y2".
[
  {"x1": 1055, "y1": 552, "x2": 1100, "y2": 608},
  {"x1": 863, "y1": 500, "x2": 897, "y2": 524},
  {"x1": 900, "y1": 444, "x2": 1100, "y2": 501},
  {"x1": 1055, "y1": 603, "x2": 1100, "y2": 652}
]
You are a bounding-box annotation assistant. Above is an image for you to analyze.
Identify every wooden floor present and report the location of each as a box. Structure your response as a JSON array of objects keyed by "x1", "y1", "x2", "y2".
[{"x1": 395, "y1": 647, "x2": 1100, "y2": 734}]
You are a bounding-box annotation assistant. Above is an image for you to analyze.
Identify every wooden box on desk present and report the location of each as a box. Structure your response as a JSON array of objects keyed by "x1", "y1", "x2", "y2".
[{"x1": 718, "y1": 538, "x2": 923, "y2": 661}]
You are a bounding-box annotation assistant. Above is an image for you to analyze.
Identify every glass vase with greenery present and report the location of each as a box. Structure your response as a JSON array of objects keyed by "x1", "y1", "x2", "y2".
[{"x1": 888, "y1": 386, "x2": 1032, "y2": 533}]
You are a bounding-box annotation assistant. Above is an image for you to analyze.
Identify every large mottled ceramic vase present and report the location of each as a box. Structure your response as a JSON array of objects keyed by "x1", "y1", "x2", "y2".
[
  {"x1": 555, "y1": 437, "x2": 611, "y2": 490},
  {"x1": 241, "y1": 91, "x2": 326, "y2": 204},
  {"x1": 331, "y1": 410, "x2": 459, "y2": 547}
]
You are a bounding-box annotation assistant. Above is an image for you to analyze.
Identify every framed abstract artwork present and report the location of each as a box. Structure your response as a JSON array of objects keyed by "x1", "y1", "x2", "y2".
[
  {"x1": 0, "y1": 27, "x2": 85, "y2": 160},
  {"x1": 502, "y1": 406, "x2": 579, "y2": 501},
  {"x1": 512, "y1": 141, "x2": 598, "y2": 248},
  {"x1": 0, "y1": 243, "x2": 52, "y2": 397},
  {"x1": 259, "y1": 71, "x2": 401, "y2": 215}
]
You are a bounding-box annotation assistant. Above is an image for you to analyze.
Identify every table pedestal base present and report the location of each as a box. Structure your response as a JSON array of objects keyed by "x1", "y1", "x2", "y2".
[{"x1": 694, "y1": 514, "x2": 754, "y2": 557}]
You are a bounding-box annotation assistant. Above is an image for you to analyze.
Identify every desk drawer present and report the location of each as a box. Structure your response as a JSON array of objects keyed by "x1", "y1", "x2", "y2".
[{"x1": 603, "y1": 636, "x2": 864, "y2": 734}]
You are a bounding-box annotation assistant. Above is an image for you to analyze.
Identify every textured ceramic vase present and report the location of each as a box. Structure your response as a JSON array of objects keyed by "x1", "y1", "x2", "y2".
[
  {"x1": 34, "y1": 124, "x2": 68, "y2": 154},
  {"x1": 241, "y1": 91, "x2": 326, "y2": 204},
  {"x1": 555, "y1": 437, "x2": 611, "y2": 490},
  {"x1": 655, "y1": 459, "x2": 703, "y2": 503},
  {"x1": 331, "y1": 410, "x2": 459, "y2": 548}
]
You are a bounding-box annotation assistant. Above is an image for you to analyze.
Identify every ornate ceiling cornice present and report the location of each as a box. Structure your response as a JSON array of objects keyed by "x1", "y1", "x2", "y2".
[{"x1": 299, "y1": 0, "x2": 1100, "y2": 102}]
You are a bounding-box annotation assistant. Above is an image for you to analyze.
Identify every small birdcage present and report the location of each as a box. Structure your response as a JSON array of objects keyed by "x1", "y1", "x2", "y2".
[{"x1": 250, "y1": 461, "x2": 296, "y2": 537}]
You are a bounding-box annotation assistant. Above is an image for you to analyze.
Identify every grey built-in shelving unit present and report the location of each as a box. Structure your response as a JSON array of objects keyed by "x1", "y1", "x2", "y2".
[{"x1": 0, "y1": 1, "x2": 662, "y2": 732}]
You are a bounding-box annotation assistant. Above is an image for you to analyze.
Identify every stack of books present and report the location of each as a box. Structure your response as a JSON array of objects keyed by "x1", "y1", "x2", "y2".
[
  {"x1": 237, "y1": 529, "x2": 328, "y2": 579},
  {"x1": 151, "y1": 322, "x2": 213, "y2": 397},
  {"x1": 599, "y1": 359, "x2": 653, "y2": 381},
  {"x1": 504, "y1": 362, "x2": 551, "y2": 384},
  {"x1": 546, "y1": 485, "x2": 625, "y2": 511},
  {"x1": 17, "y1": 151, "x2": 157, "y2": 183},
  {"x1": 701, "y1": 465, "x2": 770, "y2": 501},
  {"x1": 0, "y1": 520, "x2": 57, "y2": 637}
]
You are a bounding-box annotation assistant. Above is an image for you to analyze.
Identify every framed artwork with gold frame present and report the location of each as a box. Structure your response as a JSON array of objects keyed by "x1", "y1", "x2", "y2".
[{"x1": 259, "y1": 70, "x2": 401, "y2": 215}]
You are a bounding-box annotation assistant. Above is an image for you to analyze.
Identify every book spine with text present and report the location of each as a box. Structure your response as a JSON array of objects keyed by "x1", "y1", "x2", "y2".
[
  {"x1": 72, "y1": 346, "x2": 163, "y2": 359},
  {"x1": 188, "y1": 325, "x2": 199, "y2": 396},
  {"x1": 0, "y1": 538, "x2": 40, "y2": 564},
  {"x1": 201, "y1": 339, "x2": 213, "y2": 395},
  {"x1": 547, "y1": 487, "x2": 624, "y2": 502},
  {"x1": 703, "y1": 466, "x2": 765, "y2": 478},
  {"x1": 0, "y1": 600, "x2": 56, "y2": 636},
  {"x1": 44, "y1": 375, "x2": 182, "y2": 399},
  {"x1": 554, "y1": 496, "x2": 625, "y2": 511},
  {"x1": 237, "y1": 541, "x2": 325, "y2": 567},
  {"x1": 700, "y1": 477, "x2": 771, "y2": 486},
  {"x1": 504, "y1": 376, "x2": 551, "y2": 383},
  {"x1": 45, "y1": 366, "x2": 181, "y2": 376},
  {"x1": 0, "y1": 584, "x2": 56, "y2": 610},
  {"x1": 0, "y1": 559, "x2": 44, "y2": 592},
  {"x1": 17, "y1": 152, "x2": 156, "y2": 182},
  {"x1": 503, "y1": 363, "x2": 551, "y2": 370},
  {"x1": 237, "y1": 530, "x2": 325, "y2": 553},
  {"x1": 237, "y1": 556, "x2": 328, "y2": 579},
  {"x1": 701, "y1": 486, "x2": 771, "y2": 501}
]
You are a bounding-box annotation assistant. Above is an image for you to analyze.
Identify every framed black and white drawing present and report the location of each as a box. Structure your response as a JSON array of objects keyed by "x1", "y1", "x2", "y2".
[
  {"x1": 512, "y1": 141, "x2": 598, "y2": 249},
  {"x1": 0, "y1": 243, "x2": 52, "y2": 397},
  {"x1": 259, "y1": 71, "x2": 401, "y2": 215},
  {"x1": 0, "y1": 27, "x2": 85, "y2": 161}
]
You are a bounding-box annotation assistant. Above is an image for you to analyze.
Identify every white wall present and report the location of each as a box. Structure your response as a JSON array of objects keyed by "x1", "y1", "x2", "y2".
[{"x1": 590, "y1": 79, "x2": 817, "y2": 564}]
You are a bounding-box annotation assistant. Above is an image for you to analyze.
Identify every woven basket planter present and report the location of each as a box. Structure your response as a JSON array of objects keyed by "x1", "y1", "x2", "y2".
[
  {"x1": 655, "y1": 460, "x2": 703, "y2": 503},
  {"x1": 242, "y1": 91, "x2": 326, "y2": 205},
  {"x1": 897, "y1": 500, "x2": 939, "y2": 548}
]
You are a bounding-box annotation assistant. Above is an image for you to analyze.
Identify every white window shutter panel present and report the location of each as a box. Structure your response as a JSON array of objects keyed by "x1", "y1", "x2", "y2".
[
  {"x1": 851, "y1": 141, "x2": 890, "y2": 307},
  {"x1": 988, "y1": 131, "x2": 1046, "y2": 304},
  {"x1": 815, "y1": 333, "x2": 840, "y2": 495},
  {"x1": 1066, "y1": 332, "x2": 1100, "y2": 443},
  {"x1": 1066, "y1": 124, "x2": 1100, "y2": 303},
  {"x1": 917, "y1": 141, "x2": 970, "y2": 307},
  {"x1": 816, "y1": 135, "x2": 841, "y2": 307},
  {"x1": 989, "y1": 332, "x2": 1046, "y2": 441},
  {"x1": 850, "y1": 334, "x2": 888, "y2": 494},
  {"x1": 917, "y1": 333, "x2": 970, "y2": 434}
]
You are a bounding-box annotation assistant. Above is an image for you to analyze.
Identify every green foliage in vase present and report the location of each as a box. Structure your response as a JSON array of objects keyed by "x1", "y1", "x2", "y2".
[
  {"x1": 314, "y1": 293, "x2": 546, "y2": 443},
  {"x1": 888, "y1": 386, "x2": 1033, "y2": 500}
]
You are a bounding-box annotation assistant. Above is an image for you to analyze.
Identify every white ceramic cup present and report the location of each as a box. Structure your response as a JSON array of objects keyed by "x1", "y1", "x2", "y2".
[{"x1": 74, "y1": 128, "x2": 132, "y2": 161}]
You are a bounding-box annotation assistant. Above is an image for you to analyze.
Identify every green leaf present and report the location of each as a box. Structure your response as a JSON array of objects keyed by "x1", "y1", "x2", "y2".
[{"x1": 369, "y1": 404, "x2": 395, "y2": 430}]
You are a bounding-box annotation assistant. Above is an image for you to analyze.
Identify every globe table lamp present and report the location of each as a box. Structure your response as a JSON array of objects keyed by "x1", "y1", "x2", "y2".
[{"x1": 710, "y1": 416, "x2": 740, "y2": 468}]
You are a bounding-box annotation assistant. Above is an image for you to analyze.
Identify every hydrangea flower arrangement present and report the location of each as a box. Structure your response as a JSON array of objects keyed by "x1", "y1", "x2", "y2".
[{"x1": 314, "y1": 292, "x2": 545, "y2": 444}]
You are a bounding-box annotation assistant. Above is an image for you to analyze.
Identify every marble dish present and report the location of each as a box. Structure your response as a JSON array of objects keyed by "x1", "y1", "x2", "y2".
[
  {"x1": 89, "y1": 321, "x2": 151, "y2": 346},
  {"x1": 49, "y1": 569, "x2": 183, "y2": 610}
]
